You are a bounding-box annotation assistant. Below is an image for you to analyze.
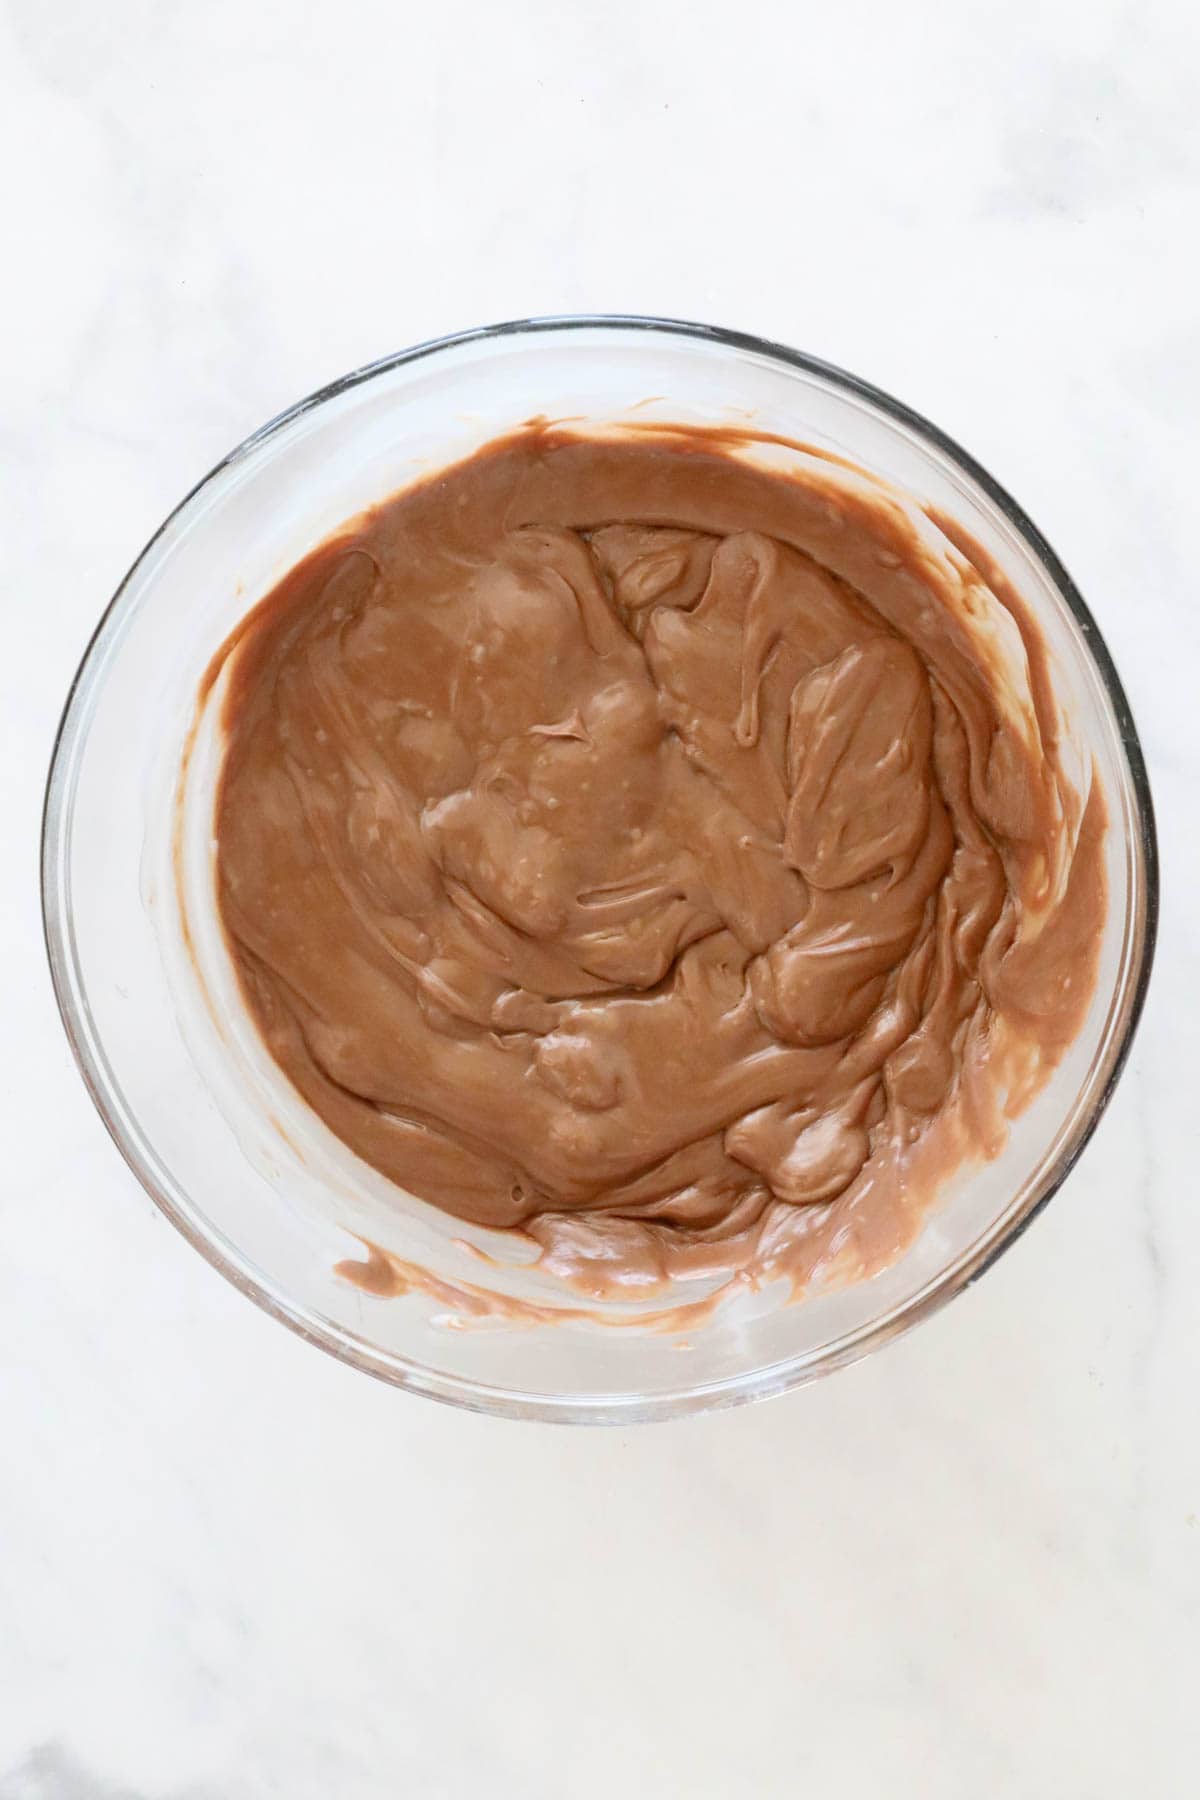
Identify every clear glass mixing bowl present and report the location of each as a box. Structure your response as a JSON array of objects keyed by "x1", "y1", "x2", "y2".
[{"x1": 42, "y1": 317, "x2": 1158, "y2": 1422}]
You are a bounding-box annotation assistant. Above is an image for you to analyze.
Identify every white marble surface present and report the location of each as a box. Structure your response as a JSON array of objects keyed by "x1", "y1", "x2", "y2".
[{"x1": 2, "y1": 0, "x2": 1197, "y2": 1793}]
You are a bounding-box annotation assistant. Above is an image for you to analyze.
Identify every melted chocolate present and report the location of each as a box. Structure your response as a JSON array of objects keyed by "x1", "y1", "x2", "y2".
[{"x1": 210, "y1": 426, "x2": 1106, "y2": 1303}]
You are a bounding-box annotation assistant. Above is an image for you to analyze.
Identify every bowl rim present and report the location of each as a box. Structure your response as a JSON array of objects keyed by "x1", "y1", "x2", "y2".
[{"x1": 41, "y1": 313, "x2": 1160, "y2": 1423}]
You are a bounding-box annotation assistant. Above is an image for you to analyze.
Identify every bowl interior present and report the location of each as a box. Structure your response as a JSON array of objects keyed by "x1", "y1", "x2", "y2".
[{"x1": 43, "y1": 319, "x2": 1155, "y2": 1420}]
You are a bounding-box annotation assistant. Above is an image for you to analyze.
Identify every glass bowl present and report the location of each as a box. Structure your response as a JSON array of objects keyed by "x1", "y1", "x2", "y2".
[{"x1": 42, "y1": 316, "x2": 1158, "y2": 1422}]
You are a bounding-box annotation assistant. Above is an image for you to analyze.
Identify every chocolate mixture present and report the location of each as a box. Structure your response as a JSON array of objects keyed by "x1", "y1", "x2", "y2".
[{"x1": 210, "y1": 426, "x2": 1106, "y2": 1302}]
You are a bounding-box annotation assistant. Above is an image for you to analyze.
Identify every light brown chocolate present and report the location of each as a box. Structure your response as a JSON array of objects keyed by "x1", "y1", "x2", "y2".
[{"x1": 210, "y1": 425, "x2": 1106, "y2": 1305}]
